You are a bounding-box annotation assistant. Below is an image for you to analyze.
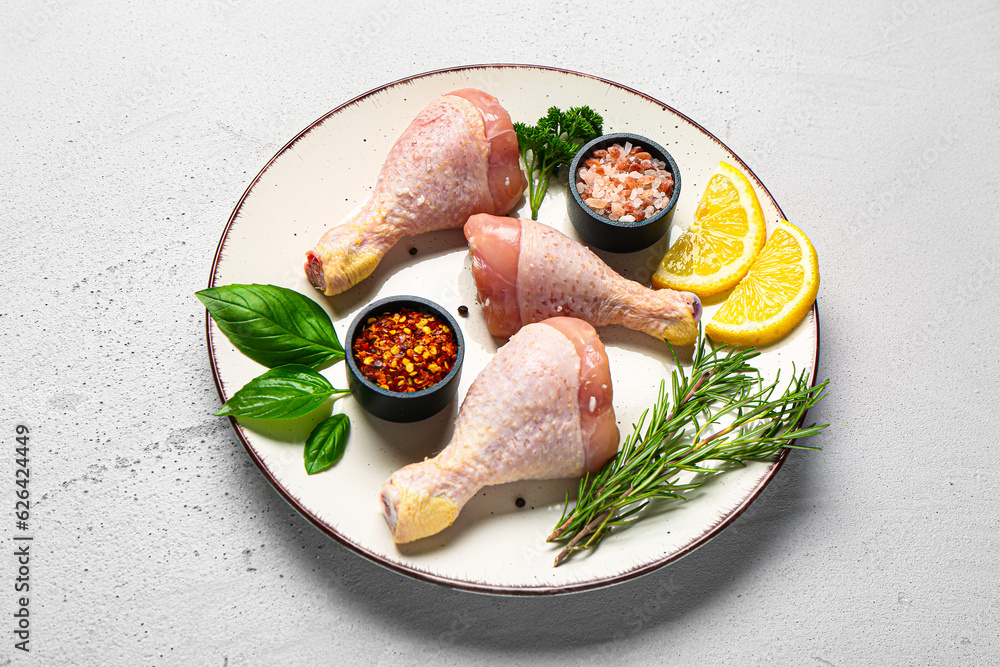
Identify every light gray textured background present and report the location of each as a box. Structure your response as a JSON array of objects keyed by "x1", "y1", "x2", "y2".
[{"x1": 2, "y1": 1, "x2": 998, "y2": 665}]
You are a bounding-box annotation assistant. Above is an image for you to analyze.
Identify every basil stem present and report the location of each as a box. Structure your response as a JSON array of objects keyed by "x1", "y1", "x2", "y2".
[
  {"x1": 304, "y1": 414, "x2": 351, "y2": 475},
  {"x1": 215, "y1": 364, "x2": 350, "y2": 419},
  {"x1": 197, "y1": 283, "x2": 344, "y2": 369}
]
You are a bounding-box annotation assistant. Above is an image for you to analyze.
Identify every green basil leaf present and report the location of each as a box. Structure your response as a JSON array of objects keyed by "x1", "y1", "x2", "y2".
[
  {"x1": 304, "y1": 414, "x2": 350, "y2": 474},
  {"x1": 197, "y1": 284, "x2": 344, "y2": 368},
  {"x1": 215, "y1": 364, "x2": 350, "y2": 419}
]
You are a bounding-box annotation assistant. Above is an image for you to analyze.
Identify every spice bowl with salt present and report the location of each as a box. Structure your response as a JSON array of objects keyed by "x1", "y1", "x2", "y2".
[
  {"x1": 567, "y1": 132, "x2": 681, "y2": 253},
  {"x1": 345, "y1": 295, "x2": 464, "y2": 423}
]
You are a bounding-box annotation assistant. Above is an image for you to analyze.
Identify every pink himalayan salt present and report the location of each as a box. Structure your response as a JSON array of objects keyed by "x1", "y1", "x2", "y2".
[{"x1": 576, "y1": 143, "x2": 674, "y2": 222}]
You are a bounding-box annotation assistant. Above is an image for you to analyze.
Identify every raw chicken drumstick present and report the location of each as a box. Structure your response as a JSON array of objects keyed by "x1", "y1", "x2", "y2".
[
  {"x1": 465, "y1": 214, "x2": 702, "y2": 345},
  {"x1": 305, "y1": 89, "x2": 526, "y2": 295},
  {"x1": 380, "y1": 317, "x2": 619, "y2": 544}
]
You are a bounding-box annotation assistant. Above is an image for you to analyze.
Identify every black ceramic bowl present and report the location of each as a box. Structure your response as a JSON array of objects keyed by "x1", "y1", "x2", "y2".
[
  {"x1": 345, "y1": 295, "x2": 464, "y2": 423},
  {"x1": 567, "y1": 133, "x2": 681, "y2": 253}
]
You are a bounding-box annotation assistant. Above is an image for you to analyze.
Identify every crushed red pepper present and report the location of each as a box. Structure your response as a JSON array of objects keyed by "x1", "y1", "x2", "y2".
[{"x1": 353, "y1": 307, "x2": 457, "y2": 393}]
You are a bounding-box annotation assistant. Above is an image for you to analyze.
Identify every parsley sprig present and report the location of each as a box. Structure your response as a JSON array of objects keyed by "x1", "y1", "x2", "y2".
[{"x1": 514, "y1": 106, "x2": 603, "y2": 219}]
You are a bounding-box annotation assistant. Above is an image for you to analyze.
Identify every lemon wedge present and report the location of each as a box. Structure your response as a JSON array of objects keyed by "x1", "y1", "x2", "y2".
[
  {"x1": 706, "y1": 220, "x2": 819, "y2": 347},
  {"x1": 652, "y1": 161, "x2": 766, "y2": 297}
]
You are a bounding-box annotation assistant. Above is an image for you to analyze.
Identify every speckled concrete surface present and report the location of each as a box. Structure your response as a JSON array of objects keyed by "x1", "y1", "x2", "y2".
[{"x1": 2, "y1": 1, "x2": 998, "y2": 665}]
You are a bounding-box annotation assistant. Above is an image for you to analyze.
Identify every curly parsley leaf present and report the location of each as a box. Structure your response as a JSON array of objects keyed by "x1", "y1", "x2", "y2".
[{"x1": 514, "y1": 106, "x2": 604, "y2": 219}]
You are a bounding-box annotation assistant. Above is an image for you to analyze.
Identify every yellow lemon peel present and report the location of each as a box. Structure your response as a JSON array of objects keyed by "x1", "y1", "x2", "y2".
[
  {"x1": 706, "y1": 219, "x2": 819, "y2": 347},
  {"x1": 652, "y1": 161, "x2": 766, "y2": 297}
]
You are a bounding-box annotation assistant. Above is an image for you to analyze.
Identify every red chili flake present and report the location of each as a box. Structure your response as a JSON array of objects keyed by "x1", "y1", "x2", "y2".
[{"x1": 353, "y1": 307, "x2": 457, "y2": 393}]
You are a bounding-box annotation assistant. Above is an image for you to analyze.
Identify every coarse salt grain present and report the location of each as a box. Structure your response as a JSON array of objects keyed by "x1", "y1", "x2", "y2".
[{"x1": 576, "y1": 142, "x2": 674, "y2": 222}]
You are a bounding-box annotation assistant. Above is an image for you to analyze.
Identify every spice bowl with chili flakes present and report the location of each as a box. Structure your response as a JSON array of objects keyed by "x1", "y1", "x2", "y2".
[
  {"x1": 567, "y1": 132, "x2": 681, "y2": 253},
  {"x1": 345, "y1": 296, "x2": 464, "y2": 423}
]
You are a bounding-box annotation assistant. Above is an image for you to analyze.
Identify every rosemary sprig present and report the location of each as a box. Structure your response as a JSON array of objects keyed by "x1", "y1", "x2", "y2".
[{"x1": 548, "y1": 332, "x2": 829, "y2": 567}]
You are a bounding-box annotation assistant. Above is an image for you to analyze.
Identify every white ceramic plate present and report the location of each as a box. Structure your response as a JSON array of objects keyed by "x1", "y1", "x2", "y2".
[{"x1": 207, "y1": 65, "x2": 819, "y2": 595}]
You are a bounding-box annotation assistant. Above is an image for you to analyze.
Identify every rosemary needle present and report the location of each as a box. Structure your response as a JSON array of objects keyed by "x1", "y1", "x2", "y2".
[{"x1": 548, "y1": 331, "x2": 829, "y2": 567}]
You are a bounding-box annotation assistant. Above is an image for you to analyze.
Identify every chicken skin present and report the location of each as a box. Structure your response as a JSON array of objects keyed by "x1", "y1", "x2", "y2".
[
  {"x1": 379, "y1": 317, "x2": 619, "y2": 544},
  {"x1": 305, "y1": 89, "x2": 525, "y2": 295},
  {"x1": 465, "y1": 214, "x2": 702, "y2": 345}
]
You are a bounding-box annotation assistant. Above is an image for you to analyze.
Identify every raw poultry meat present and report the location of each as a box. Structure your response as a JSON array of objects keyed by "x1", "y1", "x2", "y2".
[
  {"x1": 305, "y1": 89, "x2": 525, "y2": 295},
  {"x1": 379, "y1": 317, "x2": 619, "y2": 544},
  {"x1": 465, "y1": 214, "x2": 702, "y2": 345}
]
